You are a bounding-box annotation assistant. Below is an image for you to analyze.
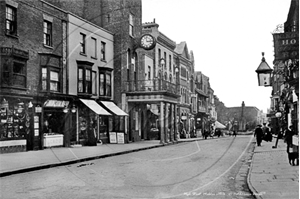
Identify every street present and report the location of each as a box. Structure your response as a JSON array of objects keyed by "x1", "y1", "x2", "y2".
[{"x1": 1, "y1": 136, "x2": 256, "y2": 199}]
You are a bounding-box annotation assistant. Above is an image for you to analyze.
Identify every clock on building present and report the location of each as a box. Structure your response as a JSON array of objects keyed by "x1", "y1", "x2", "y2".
[{"x1": 139, "y1": 34, "x2": 156, "y2": 50}]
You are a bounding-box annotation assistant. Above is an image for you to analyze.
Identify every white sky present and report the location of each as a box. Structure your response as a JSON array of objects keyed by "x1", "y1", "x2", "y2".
[{"x1": 142, "y1": 0, "x2": 291, "y2": 113}]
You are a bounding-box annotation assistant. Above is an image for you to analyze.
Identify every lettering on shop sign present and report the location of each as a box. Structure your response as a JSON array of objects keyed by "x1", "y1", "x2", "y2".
[{"x1": 273, "y1": 32, "x2": 299, "y2": 60}]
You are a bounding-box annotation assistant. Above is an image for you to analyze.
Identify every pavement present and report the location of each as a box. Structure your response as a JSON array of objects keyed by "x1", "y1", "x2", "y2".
[
  {"x1": 0, "y1": 134, "x2": 298, "y2": 199},
  {"x1": 247, "y1": 137, "x2": 299, "y2": 199}
]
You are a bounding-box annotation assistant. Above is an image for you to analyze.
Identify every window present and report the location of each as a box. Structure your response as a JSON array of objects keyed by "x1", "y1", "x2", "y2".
[
  {"x1": 91, "y1": 37, "x2": 97, "y2": 58},
  {"x1": 101, "y1": 42, "x2": 106, "y2": 61},
  {"x1": 99, "y1": 70, "x2": 112, "y2": 97},
  {"x1": 169, "y1": 55, "x2": 172, "y2": 71},
  {"x1": 78, "y1": 67, "x2": 92, "y2": 94},
  {"x1": 43, "y1": 20, "x2": 52, "y2": 46},
  {"x1": 169, "y1": 74, "x2": 172, "y2": 82},
  {"x1": 6, "y1": 5, "x2": 17, "y2": 35},
  {"x1": 41, "y1": 63, "x2": 61, "y2": 92},
  {"x1": 164, "y1": 72, "x2": 167, "y2": 80},
  {"x1": 127, "y1": 49, "x2": 130, "y2": 81},
  {"x1": 85, "y1": 69, "x2": 91, "y2": 93},
  {"x1": 129, "y1": 14, "x2": 134, "y2": 37},
  {"x1": 106, "y1": 73, "x2": 111, "y2": 96},
  {"x1": 40, "y1": 54, "x2": 61, "y2": 92},
  {"x1": 80, "y1": 33, "x2": 86, "y2": 54},
  {"x1": 92, "y1": 71, "x2": 97, "y2": 95},
  {"x1": 50, "y1": 71, "x2": 59, "y2": 91},
  {"x1": 158, "y1": 49, "x2": 161, "y2": 62},
  {"x1": 164, "y1": 52, "x2": 167, "y2": 69},
  {"x1": 148, "y1": 66, "x2": 151, "y2": 80},
  {"x1": 1, "y1": 47, "x2": 28, "y2": 89}
]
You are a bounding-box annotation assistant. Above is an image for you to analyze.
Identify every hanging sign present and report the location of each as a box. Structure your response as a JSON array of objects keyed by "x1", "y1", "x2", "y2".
[{"x1": 273, "y1": 32, "x2": 299, "y2": 61}]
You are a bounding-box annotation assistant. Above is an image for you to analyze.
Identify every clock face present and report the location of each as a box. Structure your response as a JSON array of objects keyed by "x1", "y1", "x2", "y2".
[{"x1": 140, "y1": 34, "x2": 156, "y2": 50}]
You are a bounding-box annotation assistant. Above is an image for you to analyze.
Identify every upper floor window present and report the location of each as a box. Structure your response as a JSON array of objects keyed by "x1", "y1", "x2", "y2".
[
  {"x1": 91, "y1": 37, "x2": 97, "y2": 59},
  {"x1": 148, "y1": 66, "x2": 151, "y2": 80},
  {"x1": 40, "y1": 55, "x2": 61, "y2": 92},
  {"x1": 1, "y1": 47, "x2": 28, "y2": 89},
  {"x1": 80, "y1": 33, "x2": 86, "y2": 54},
  {"x1": 6, "y1": 5, "x2": 17, "y2": 36},
  {"x1": 169, "y1": 55, "x2": 172, "y2": 71},
  {"x1": 164, "y1": 52, "x2": 167, "y2": 69},
  {"x1": 158, "y1": 49, "x2": 161, "y2": 62},
  {"x1": 43, "y1": 20, "x2": 52, "y2": 46},
  {"x1": 101, "y1": 41, "x2": 106, "y2": 61},
  {"x1": 92, "y1": 71, "x2": 97, "y2": 95},
  {"x1": 78, "y1": 67, "x2": 92, "y2": 94},
  {"x1": 99, "y1": 70, "x2": 112, "y2": 97},
  {"x1": 129, "y1": 14, "x2": 134, "y2": 37}
]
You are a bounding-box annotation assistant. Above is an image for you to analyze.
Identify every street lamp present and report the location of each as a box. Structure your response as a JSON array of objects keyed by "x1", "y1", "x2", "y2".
[{"x1": 255, "y1": 52, "x2": 273, "y2": 87}]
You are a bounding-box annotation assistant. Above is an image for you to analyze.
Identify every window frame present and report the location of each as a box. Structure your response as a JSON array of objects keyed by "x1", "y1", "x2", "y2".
[
  {"x1": 100, "y1": 41, "x2": 106, "y2": 61},
  {"x1": 91, "y1": 37, "x2": 97, "y2": 59},
  {"x1": 99, "y1": 69, "x2": 112, "y2": 97},
  {"x1": 77, "y1": 65, "x2": 92, "y2": 94},
  {"x1": 43, "y1": 20, "x2": 52, "y2": 47},
  {"x1": 129, "y1": 14, "x2": 134, "y2": 37},
  {"x1": 5, "y1": 5, "x2": 17, "y2": 36},
  {"x1": 80, "y1": 33, "x2": 86, "y2": 55}
]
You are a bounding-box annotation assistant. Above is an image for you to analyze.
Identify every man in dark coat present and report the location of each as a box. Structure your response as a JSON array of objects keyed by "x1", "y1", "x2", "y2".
[{"x1": 254, "y1": 124, "x2": 263, "y2": 146}]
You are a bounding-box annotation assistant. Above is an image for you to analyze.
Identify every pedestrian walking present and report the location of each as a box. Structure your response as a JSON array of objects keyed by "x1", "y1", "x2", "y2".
[
  {"x1": 264, "y1": 124, "x2": 273, "y2": 142},
  {"x1": 284, "y1": 126, "x2": 298, "y2": 166},
  {"x1": 254, "y1": 124, "x2": 263, "y2": 146},
  {"x1": 233, "y1": 130, "x2": 237, "y2": 137}
]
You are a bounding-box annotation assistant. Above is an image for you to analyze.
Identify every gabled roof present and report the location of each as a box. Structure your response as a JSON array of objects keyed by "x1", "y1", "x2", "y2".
[{"x1": 175, "y1": 41, "x2": 190, "y2": 60}]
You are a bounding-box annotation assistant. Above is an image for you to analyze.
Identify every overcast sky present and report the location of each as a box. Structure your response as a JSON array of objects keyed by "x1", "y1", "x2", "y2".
[{"x1": 142, "y1": 0, "x2": 291, "y2": 113}]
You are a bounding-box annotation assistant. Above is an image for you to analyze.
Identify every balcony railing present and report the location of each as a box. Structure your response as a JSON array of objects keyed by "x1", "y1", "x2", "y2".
[{"x1": 123, "y1": 79, "x2": 179, "y2": 95}]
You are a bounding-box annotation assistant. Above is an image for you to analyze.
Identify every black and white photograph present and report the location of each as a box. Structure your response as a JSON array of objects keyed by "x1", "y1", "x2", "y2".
[{"x1": 0, "y1": 0, "x2": 298, "y2": 198}]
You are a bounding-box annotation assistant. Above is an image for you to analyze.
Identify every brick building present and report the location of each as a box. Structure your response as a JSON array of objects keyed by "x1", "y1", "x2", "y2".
[{"x1": 0, "y1": 0, "x2": 68, "y2": 152}]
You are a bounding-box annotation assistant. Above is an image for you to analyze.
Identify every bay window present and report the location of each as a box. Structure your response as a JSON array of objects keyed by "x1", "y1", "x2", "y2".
[{"x1": 99, "y1": 69, "x2": 112, "y2": 97}]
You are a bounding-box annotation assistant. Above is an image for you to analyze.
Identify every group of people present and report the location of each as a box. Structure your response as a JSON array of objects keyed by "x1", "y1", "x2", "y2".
[
  {"x1": 254, "y1": 123, "x2": 298, "y2": 166},
  {"x1": 254, "y1": 123, "x2": 273, "y2": 146}
]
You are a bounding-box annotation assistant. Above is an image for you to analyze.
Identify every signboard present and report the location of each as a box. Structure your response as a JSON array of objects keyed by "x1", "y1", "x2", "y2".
[
  {"x1": 273, "y1": 32, "x2": 299, "y2": 61},
  {"x1": 109, "y1": 132, "x2": 117, "y2": 143},
  {"x1": 117, "y1": 133, "x2": 125, "y2": 144}
]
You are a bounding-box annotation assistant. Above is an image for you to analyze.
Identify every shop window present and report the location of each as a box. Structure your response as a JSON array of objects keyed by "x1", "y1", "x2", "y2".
[
  {"x1": 43, "y1": 20, "x2": 52, "y2": 47},
  {"x1": 6, "y1": 5, "x2": 17, "y2": 36},
  {"x1": 99, "y1": 70, "x2": 112, "y2": 97},
  {"x1": 0, "y1": 99, "x2": 29, "y2": 140}
]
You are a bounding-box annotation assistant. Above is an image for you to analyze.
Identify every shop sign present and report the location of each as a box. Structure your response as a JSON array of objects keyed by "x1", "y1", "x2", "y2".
[
  {"x1": 44, "y1": 100, "x2": 69, "y2": 108},
  {"x1": 273, "y1": 32, "x2": 299, "y2": 61},
  {"x1": 109, "y1": 132, "x2": 117, "y2": 143},
  {"x1": 117, "y1": 133, "x2": 125, "y2": 144}
]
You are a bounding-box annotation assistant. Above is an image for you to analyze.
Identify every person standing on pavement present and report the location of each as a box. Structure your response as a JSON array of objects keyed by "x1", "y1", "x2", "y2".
[{"x1": 254, "y1": 124, "x2": 263, "y2": 146}]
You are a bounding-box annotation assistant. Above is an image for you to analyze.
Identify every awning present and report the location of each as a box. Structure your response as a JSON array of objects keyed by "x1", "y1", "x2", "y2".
[
  {"x1": 80, "y1": 99, "x2": 111, "y2": 115},
  {"x1": 44, "y1": 100, "x2": 69, "y2": 108},
  {"x1": 215, "y1": 121, "x2": 226, "y2": 129},
  {"x1": 100, "y1": 101, "x2": 128, "y2": 116}
]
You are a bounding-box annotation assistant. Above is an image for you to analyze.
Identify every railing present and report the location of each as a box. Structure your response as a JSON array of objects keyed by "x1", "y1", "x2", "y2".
[{"x1": 123, "y1": 79, "x2": 179, "y2": 95}]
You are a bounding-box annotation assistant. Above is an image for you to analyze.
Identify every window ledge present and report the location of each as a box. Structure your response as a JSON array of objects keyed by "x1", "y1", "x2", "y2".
[
  {"x1": 5, "y1": 33, "x2": 19, "y2": 39},
  {"x1": 101, "y1": 59, "x2": 107, "y2": 63},
  {"x1": 43, "y1": 44, "x2": 53, "y2": 49},
  {"x1": 91, "y1": 56, "x2": 97, "y2": 60},
  {"x1": 80, "y1": 52, "x2": 87, "y2": 57}
]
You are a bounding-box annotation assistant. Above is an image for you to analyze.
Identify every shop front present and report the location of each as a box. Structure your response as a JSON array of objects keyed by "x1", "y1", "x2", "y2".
[
  {"x1": 0, "y1": 97, "x2": 33, "y2": 153},
  {"x1": 97, "y1": 100, "x2": 128, "y2": 144},
  {"x1": 77, "y1": 99, "x2": 111, "y2": 145}
]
